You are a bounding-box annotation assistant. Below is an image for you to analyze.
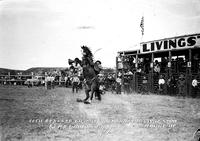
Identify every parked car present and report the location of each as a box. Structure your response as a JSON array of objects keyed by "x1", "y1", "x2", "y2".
[{"x1": 25, "y1": 76, "x2": 45, "y2": 87}]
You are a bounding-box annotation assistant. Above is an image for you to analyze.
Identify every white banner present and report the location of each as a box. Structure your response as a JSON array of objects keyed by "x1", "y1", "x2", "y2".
[{"x1": 140, "y1": 34, "x2": 200, "y2": 53}]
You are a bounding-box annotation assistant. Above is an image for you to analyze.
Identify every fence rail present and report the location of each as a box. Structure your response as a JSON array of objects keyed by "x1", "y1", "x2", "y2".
[{"x1": 0, "y1": 74, "x2": 66, "y2": 87}]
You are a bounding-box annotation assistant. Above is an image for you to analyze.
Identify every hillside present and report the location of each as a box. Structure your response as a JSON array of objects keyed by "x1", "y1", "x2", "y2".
[
  {"x1": 24, "y1": 67, "x2": 67, "y2": 75},
  {"x1": 0, "y1": 67, "x2": 67, "y2": 75},
  {"x1": 0, "y1": 67, "x2": 114, "y2": 76},
  {"x1": 0, "y1": 68, "x2": 24, "y2": 75}
]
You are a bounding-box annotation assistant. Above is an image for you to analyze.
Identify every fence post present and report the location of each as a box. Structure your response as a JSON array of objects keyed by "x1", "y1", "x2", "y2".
[
  {"x1": 121, "y1": 53, "x2": 125, "y2": 94},
  {"x1": 59, "y1": 71, "x2": 61, "y2": 86},
  {"x1": 188, "y1": 49, "x2": 192, "y2": 97},
  {"x1": 151, "y1": 53, "x2": 154, "y2": 93},
  {"x1": 8, "y1": 72, "x2": 10, "y2": 85},
  {"x1": 31, "y1": 72, "x2": 34, "y2": 86},
  {"x1": 45, "y1": 72, "x2": 47, "y2": 89}
]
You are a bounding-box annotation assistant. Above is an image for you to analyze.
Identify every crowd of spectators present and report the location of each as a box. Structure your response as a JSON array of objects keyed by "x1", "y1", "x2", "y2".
[{"x1": 117, "y1": 53, "x2": 200, "y2": 97}]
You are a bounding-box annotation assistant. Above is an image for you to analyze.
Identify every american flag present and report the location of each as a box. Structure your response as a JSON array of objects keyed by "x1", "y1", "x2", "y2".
[{"x1": 140, "y1": 16, "x2": 144, "y2": 36}]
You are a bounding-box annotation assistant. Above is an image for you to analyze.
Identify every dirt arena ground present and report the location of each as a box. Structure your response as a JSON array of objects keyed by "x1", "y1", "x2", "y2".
[{"x1": 0, "y1": 85, "x2": 200, "y2": 141}]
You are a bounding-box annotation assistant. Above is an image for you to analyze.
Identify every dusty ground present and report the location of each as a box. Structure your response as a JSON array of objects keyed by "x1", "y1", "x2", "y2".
[{"x1": 0, "y1": 85, "x2": 200, "y2": 141}]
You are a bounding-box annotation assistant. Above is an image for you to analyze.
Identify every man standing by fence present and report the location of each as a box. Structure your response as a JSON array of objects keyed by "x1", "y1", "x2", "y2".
[
  {"x1": 45, "y1": 73, "x2": 55, "y2": 90},
  {"x1": 192, "y1": 76, "x2": 200, "y2": 98},
  {"x1": 71, "y1": 72, "x2": 80, "y2": 93}
]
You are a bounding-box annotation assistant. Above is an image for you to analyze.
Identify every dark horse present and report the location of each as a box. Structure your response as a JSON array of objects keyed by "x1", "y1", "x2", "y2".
[{"x1": 73, "y1": 46, "x2": 101, "y2": 104}]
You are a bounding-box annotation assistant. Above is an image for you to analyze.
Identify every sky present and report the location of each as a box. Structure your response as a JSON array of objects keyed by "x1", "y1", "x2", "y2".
[{"x1": 0, "y1": 0, "x2": 200, "y2": 70}]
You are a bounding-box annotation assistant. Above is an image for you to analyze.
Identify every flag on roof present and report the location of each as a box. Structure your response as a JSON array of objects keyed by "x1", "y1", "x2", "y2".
[{"x1": 140, "y1": 16, "x2": 144, "y2": 36}]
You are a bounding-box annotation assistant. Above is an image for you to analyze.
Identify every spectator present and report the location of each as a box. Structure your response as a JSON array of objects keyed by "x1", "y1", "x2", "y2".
[
  {"x1": 192, "y1": 76, "x2": 199, "y2": 98},
  {"x1": 177, "y1": 74, "x2": 186, "y2": 97},
  {"x1": 140, "y1": 76, "x2": 148, "y2": 94},
  {"x1": 64, "y1": 76, "x2": 68, "y2": 87},
  {"x1": 192, "y1": 54, "x2": 199, "y2": 73},
  {"x1": 167, "y1": 75, "x2": 177, "y2": 95},
  {"x1": 116, "y1": 76, "x2": 122, "y2": 94},
  {"x1": 161, "y1": 57, "x2": 168, "y2": 73},
  {"x1": 154, "y1": 60, "x2": 160, "y2": 74},
  {"x1": 158, "y1": 75, "x2": 165, "y2": 94},
  {"x1": 71, "y1": 73, "x2": 80, "y2": 93}
]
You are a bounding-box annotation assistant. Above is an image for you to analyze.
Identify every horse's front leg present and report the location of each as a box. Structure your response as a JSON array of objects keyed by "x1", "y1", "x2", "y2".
[
  {"x1": 90, "y1": 88, "x2": 95, "y2": 101},
  {"x1": 90, "y1": 80, "x2": 98, "y2": 102},
  {"x1": 83, "y1": 89, "x2": 90, "y2": 101},
  {"x1": 83, "y1": 90, "x2": 92, "y2": 104},
  {"x1": 95, "y1": 88, "x2": 101, "y2": 101}
]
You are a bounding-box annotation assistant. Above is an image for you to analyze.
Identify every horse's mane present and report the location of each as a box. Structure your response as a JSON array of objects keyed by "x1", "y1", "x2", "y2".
[{"x1": 81, "y1": 45, "x2": 93, "y2": 60}]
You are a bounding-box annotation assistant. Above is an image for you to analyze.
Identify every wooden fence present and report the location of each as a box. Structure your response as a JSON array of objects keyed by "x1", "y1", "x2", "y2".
[{"x1": 0, "y1": 74, "x2": 66, "y2": 86}]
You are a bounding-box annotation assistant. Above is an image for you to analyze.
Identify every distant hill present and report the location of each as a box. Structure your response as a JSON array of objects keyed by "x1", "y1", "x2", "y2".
[
  {"x1": 0, "y1": 67, "x2": 115, "y2": 76},
  {"x1": 0, "y1": 68, "x2": 24, "y2": 75},
  {"x1": 24, "y1": 67, "x2": 67, "y2": 75},
  {"x1": 0, "y1": 67, "x2": 67, "y2": 75}
]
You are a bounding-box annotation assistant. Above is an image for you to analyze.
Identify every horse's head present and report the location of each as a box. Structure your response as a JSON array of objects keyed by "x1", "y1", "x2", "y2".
[
  {"x1": 81, "y1": 46, "x2": 94, "y2": 67},
  {"x1": 81, "y1": 45, "x2": 93, "y2": 59}
]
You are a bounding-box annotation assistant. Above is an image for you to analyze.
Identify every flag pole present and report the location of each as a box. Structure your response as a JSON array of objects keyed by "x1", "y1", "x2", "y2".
[
  {"x1": 138, "y1": 12, "x2": 144, "y2": 55},
  {"x1": 140, "y1": 12, "x2": 144, "y2": 43}
]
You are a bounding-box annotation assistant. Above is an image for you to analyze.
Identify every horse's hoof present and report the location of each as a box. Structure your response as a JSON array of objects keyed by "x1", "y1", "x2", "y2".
[
  {"x1": 84, "y1": 101, "x2": 91, "y2": 104},
  {"x1": 84, "y1": 99, "x2": 91, "y2": 104},
  {"x1": 76, "y1": 98, "x2": 83, "y2": 102}
]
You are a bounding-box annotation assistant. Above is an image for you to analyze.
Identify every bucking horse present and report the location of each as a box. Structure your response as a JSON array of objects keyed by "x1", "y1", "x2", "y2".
[{"x1": 69, "y1": 45, "x2": 102, "y2": 104}]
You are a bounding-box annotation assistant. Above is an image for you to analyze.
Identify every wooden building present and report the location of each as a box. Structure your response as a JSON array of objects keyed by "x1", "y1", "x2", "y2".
[{"x1": 116, "y1": 33, "x2": 200, "y2": 97}]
